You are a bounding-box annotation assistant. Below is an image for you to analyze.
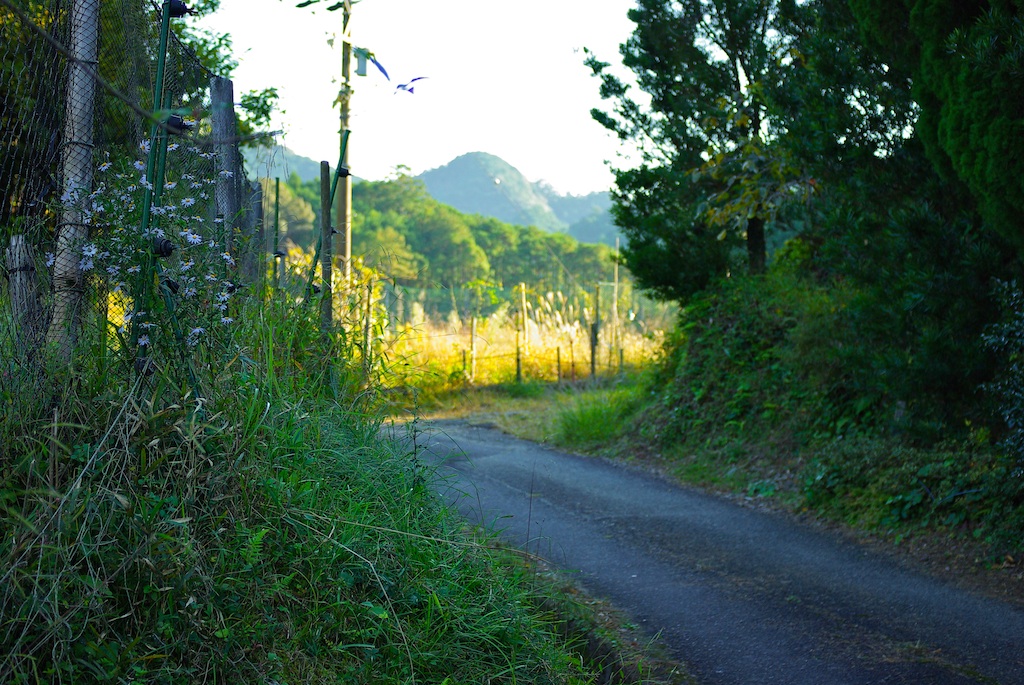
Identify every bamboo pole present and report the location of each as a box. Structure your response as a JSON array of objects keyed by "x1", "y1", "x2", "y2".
[
  {"x1": 272, "y1": 177, "x2": 281, "y2": 289},
  {"x1": 363, "y1": 280, "x2": 373, "y2": 376},
  {"x1": 336, "y1": 5, "x2": 353, "y2": 284}
]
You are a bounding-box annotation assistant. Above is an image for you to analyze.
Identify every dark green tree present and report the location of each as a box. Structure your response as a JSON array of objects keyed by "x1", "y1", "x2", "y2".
[
  {"x1": 353, "y1": 175, "x2": 489, "y2": 287},
  {"x1": 408, "y1": 204, "x2": 489, "y2": 288},
  {"x1": 770, "y1": 0, "x2": 918, "y2": 186},
  {"x1": 471, "y1": 217, "x2": 520, "y2": 287},
  {"x1": 849, "y1": 0, "x2": 1024, "y2": 249},
  {"x1": 353, "y1": 225, "x2": 425, "y2": 282},
  {"x1": 589, "y1": 0, "x2": 797, "y2": 295}
]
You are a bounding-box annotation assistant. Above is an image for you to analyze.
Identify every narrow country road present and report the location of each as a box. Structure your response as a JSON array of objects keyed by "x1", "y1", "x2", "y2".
[{"x1": 411, "y1": 418, "x2": 1024, "y2": 685}]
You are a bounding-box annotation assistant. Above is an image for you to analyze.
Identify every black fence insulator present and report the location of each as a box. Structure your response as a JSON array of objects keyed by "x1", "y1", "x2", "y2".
[
  {"x1": 135, "y1": 356, "x2": 156, "y2": 376},
  {"x1": 152, "y1": 238, "x2": 174, "y2": 258},
  {"x1": 164, "y1": 114, "x2": 194, "y2": 135},
  {"x1": 168, "y1": 0, "x2": 196, "y2": 18}
]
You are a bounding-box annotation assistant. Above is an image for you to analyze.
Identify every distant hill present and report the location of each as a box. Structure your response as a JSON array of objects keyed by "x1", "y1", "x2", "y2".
[
  {"x1": 417, "y1": 152, "x2": 620, "y2": 246},
  {"x1": 417, "y1": 153, "x2": 566, "y2": 232}
]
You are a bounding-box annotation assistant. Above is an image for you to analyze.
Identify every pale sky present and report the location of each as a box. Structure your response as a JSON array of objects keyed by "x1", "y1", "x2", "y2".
[{"x1": 195, "y1": 0, "x2": 639, "y2": 196}]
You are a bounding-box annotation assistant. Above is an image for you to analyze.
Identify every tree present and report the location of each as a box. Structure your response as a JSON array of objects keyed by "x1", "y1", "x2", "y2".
[
  {"x1": 471, "y1": 217, "x2": 519, "y2": 287},
  {"x1": 353, "y1": 175, "x2": 491, "y2": 287},
  {"x1": 353, "y1": 225, "x2": 425, "y2": 282},
  {"x1": 589, "y1": 0, "x2": 797, "y2": 293},
  {"x1": 771, "y1": 0, "x2": 918, "y2": 185},
  {"x1": 408, "y1": 204, "x2": 489, "y2": 288},
  {"x1": 849, "y1": 0, "x2": 1024, "y2": 250}
]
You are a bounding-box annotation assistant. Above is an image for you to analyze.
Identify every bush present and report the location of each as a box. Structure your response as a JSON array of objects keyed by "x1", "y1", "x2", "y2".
[
  {"x1": 801, "y1": 436, "x2": 1024, "y2": 554},
  {"x1": 556, "y1": 384, "x2": 641, "y2": 449}
]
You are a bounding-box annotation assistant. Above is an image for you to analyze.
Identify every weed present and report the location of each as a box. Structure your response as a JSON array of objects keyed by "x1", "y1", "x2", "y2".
[
  {"x1": 0, "y1": 286, "x2": 606, "y2": 684},
  {"x1": 556, "y1": 384, "x2": 642, "y2": 449}
]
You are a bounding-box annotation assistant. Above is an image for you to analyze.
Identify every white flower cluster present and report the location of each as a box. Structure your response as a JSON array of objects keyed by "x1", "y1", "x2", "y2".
[{"x1": 57, "y1": 142, "x2": 244, "y2": 356}]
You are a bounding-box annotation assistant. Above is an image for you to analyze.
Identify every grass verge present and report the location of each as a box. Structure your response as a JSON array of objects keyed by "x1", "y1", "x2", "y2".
[{"x1": 0, "y1": 295, "x2": 636, "y2": 684}]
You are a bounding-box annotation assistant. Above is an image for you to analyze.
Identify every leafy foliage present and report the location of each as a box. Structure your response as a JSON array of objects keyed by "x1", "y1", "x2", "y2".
[
  {"x1": 583, "y1": 0, "x2": 1024, "y2": 556},
  {"x1": 282, "y1": 173, "x2": 622, "y2": 308},
  {"x1": 589, "y1": 0, "x2": 811, "y2": 285},
  {"x1": 850, "y1": 0, "x2": 1024, "y2": 251}
]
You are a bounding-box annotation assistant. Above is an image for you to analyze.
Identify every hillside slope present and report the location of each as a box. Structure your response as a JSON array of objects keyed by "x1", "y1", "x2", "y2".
[
  {"x1": 417, "y1": 152, "x2": 566, "y2": 232},
  {"x1": 418, "y1": 152, "x2": 619, "y2": 245},
  {"x1": 244, "y1": 148, "x2": 620, "y2": 245}
]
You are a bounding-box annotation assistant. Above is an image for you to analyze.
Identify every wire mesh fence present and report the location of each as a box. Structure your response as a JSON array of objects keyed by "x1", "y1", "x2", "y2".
[{"x1": 0, "y1": 0, "x2": 262, "y2": 410}]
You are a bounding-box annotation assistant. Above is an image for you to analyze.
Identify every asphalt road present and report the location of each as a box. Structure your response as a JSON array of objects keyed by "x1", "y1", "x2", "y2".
[{"x1": 412, "y1": 418, "x2": 1024, "y2": 685}]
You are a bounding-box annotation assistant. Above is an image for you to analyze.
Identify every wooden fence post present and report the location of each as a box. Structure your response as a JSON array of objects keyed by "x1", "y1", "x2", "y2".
[
  {"x1": 212, "y1": 76, "x2": 240, "y2": 259},
  {"x1": 591, "y1": 285, "x2": 601, "y2": 379},
  {"x1": 6, "y1": 235, "x2": 42, "y2": 356},
  {"x1": 570, "y1": 339, "x2": 576, "y2": 382},
  {"x1": 47, "y1": 0, "x2": 99, "y2": 360},
  {"x1": 520, "y1": 282, "x2": 529, "y2": 356}
]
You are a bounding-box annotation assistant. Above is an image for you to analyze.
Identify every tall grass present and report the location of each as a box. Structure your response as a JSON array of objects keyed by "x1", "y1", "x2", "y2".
[
  {"x1": 383, "y1": 296, "x2": 665, "y2": 410},
  {"x1": 0, "y1": 283, "x2": 601, "y2": 683},
  {"x1": 556, "y1": 384, "x2": 643, "y2": 449}
]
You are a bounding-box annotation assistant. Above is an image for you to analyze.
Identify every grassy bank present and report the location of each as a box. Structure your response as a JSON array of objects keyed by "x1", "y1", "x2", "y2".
[{"x1": 0, "y1": 294, "x2": 621, "y2": 684}]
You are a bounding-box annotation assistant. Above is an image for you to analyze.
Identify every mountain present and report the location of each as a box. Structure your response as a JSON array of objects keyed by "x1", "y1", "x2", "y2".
[
  {"x1": 417, "y1": 152, "x2": 566, "y2": 232},
  {"x1": 535, "y1": 181, "x2": 619, "y2": 246},
  {"x1": 416, "y1": 152, "x2": 620, "y2": 245}
]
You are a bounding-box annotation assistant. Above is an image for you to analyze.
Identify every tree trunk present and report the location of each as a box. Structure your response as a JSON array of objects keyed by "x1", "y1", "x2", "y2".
[{"x1": 746, "y1": 216, "x2": 766, "y2": 275}]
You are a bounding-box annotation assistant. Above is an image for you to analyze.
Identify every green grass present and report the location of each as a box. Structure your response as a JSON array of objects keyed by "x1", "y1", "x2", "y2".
[
  {"x1": 0, "y1": 294, "x2": 611, "y2": 684},
  {"x1": 555, "y1": 384, "x2": 642, "y2": 450}
]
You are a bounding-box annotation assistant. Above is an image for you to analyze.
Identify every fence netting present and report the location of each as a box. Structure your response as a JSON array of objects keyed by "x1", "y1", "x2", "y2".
[{"x1": 0, "y1": 0, "x2": 261, "y2": 410}]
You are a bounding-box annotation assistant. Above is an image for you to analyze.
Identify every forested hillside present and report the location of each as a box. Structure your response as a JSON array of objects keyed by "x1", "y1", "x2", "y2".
[
  {"x1": 417, "y1": 151, "x2": 620, "y2": 245},
  {"x1": 249, "y1": 149, "x2": 622, "y2": 247},
  {"x1": 268, "y1": 171, "x2": 622, "y2": 319},
  {"x1": 584, "y1": 0, "x2": 1024, "y2": 554}
]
